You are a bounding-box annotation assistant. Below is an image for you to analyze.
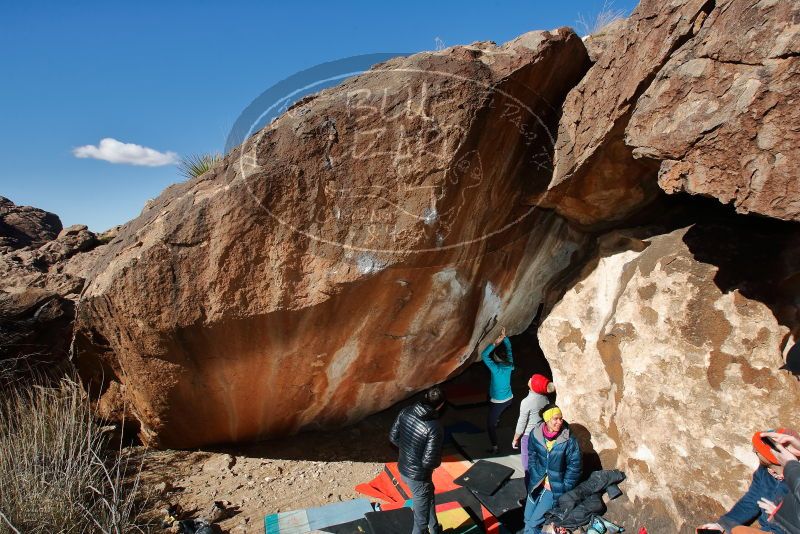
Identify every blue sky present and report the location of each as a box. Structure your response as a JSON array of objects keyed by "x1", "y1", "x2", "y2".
[{"x1": 0, "y1": 0, "x2": 638, "y2": 232}]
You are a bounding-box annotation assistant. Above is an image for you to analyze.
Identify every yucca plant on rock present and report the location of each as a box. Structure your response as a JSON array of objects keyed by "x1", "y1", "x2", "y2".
[{"x1": 177, "y1": 153, "x2": 222, "y2": 180}]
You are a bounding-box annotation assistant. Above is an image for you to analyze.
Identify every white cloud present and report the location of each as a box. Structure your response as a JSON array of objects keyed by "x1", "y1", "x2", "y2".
[{"x1": 73, "y1": 137, "x2": 179, "y2": 166}]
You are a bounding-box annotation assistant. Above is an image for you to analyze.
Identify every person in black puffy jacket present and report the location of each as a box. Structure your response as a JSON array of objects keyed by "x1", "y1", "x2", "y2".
[{"x1": 389, "y1": 387, "x2": 446, "y2": 534}]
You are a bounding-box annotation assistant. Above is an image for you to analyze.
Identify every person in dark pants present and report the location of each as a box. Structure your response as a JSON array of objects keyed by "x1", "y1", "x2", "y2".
[
  {"x1": 389, "y1": 387, "x2": 446, "y2": 534},
  {"x1": 481, "y1": 326, "x2": 514, "y2": 454}
]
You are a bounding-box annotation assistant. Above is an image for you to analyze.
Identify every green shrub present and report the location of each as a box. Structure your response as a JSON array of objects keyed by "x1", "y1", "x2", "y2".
[
  {"x1": 178, "y1": 153, "x2": 222, "y2": 180},
  {"x1": 0, "y1": 379, "x2": 149, "y2": 533}
]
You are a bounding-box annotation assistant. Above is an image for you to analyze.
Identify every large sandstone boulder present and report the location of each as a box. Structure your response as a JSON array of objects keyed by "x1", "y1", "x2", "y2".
[
  {"x1": 539, "y1": 224, "x2": 800, "y2": 531},
  {"x1": 74, "y1": 29, "x2": 591, "y2": 448},
  {"x1": 626, "y1": 0, "x2": 800, "y2": 222}
]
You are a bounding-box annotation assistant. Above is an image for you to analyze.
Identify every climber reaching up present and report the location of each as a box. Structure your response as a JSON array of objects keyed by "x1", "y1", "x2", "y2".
[{"x1": 481, "y1": 326, "x2": 514, "y2": 454}]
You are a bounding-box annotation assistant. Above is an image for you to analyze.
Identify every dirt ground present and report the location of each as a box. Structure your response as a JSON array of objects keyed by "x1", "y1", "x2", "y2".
[
  {"x1": 135, "y1": 404, "x2": 400, "y2": 533},
  {"x1": 134, "y1": 331, "x2": 551, "y2": 533}
]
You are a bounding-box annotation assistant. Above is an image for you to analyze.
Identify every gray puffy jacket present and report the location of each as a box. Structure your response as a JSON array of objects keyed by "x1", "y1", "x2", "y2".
[{"x1": 389, "y1": 402, "x2": 444, "y2": 481}]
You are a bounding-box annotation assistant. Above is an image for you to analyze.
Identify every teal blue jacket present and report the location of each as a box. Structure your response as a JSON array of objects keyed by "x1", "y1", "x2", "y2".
[{"x1": 481, "y1": 337, "x2": 514, "y2": 401}]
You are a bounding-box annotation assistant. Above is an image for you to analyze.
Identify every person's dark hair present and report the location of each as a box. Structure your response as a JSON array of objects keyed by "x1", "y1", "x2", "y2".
[
  {"x1": 422, "y1": 386, "x2": 445, "y2": 408},
  {"x1": 491, "y1": 342, "x2": 511, "y2": 364}
]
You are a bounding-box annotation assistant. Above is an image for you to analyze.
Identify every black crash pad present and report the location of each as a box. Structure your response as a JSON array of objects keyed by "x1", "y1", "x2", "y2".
[
  {"x1": 470, "y1": 476, "x2": 527, "y2": 517},
  {"x1": 364, "y1": 508, "x2": 413, "y2": 534},
  {"x1": 454, "y1": 459, "x2": 515, "y2": 496},
  {"x1": 320, "y1": 517, "x2": 372, "y2": 533}
]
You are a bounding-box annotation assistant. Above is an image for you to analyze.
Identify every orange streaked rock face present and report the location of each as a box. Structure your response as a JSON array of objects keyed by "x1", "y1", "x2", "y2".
[{"x1": 73, "y1": 29, "x2": 590, "y2": 448}]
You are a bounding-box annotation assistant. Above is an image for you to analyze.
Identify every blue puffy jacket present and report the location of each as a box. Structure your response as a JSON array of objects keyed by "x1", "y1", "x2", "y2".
[
  {"x1": 718, "y1": 465, "x2": 789, "y2": 534},
  {"x1": 527, "y1": 421, "x2": 582, "y2": 500}
]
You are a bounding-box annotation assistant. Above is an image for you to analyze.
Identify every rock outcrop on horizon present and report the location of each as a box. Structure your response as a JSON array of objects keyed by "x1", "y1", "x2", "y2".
[
  {"x1": 73, "y1": 29, "x2": 591, "y2": 448},
  {"x1": 539, "y1": 223, "x2": 800, "y2": 530},
  {"x1": 0, "y1": 199, "x2": 100, "y2": 377},
  {"x1": 0, "y1": 195, "x2": 62, "y2": 250}
]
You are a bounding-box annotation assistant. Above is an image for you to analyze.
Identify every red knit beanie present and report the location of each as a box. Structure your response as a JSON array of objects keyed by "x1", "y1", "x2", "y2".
[{"x1": 529, "y1": 374, "x2": 551, "y2": 395}]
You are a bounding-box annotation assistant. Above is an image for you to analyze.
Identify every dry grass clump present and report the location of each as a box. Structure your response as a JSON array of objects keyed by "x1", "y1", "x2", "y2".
[
  {"x1": 0, "y1": 378, "x2": 149, "y2": 533},
  {"x1": 576, "y1": 0, "x2": 626, "y2": 36}
]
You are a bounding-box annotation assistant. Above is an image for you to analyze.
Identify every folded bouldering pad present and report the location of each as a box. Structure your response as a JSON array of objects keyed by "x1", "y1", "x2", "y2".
[
  {"x1": 455, "y1": 460, "x2": 515, "y2": 496},
  {"x1": 439, "y1": 452, "x2": 473, "y2": 482},
  {"x1": 363, "y1": 502, "x2": 481, "y2": 534},
  {"x1": 355, "y1": 455, "x2": 464, "y2": 504},
  {"x1": 435, "y1": 488, "x2": 489, "y2": 528},
  {"x1": 436, "y1": 505, "x2": 481, "y2": 533},
  {"x1": 355, "y1": 465, "x2": 410, "y2": 504},
  {"x1": 264, "y1": 498, "x2": 373, "y2": 533},
  {"x1": 265, "y1": 510, "x2": 308, "y2": 534}
]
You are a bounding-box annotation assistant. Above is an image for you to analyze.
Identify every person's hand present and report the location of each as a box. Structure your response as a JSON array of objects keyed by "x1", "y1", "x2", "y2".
[
  {"x1": 757, "y1": 497, "x2": 778, "y2": 516},
  {"x1": 511, "y1": 438, "x2": 519, "y2": 450},
  {"x1": 772, "y1": 441, "x2": 798, "y2": 466},
  {"x1": 763, "y1": 431, "x2": 800, "y2": 457},
  {"x1": 494, "y1": 326, "x2": 506, "y2": 345},
  {"x1": 698, "y1": 523, "x2": 723, "y2": 532}
]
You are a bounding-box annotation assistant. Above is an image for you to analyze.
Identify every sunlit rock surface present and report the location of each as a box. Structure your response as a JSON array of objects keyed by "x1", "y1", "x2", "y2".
[
  {"x1": 626, "y1": 0, "x2": 800, "y2": 222},
  {"x1": 538, "y1": 0, "x2": 800, "y2": 226},
  {"x1": 537, "y1": 0, "x2": 715, "y2": 225},
  {"x1": 539, "y1": 225, "x2": 800, "y2": 531},
  {"x1": 0, "y1": 199, "x2": 99, "y2": 374},
  {"x1": 73, "y1": 29, "x2": 591, "y2": 448}
]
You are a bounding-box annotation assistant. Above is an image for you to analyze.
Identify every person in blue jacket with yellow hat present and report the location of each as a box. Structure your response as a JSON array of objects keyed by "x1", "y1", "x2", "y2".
[{"x1": 524, "y1": 404, "x2": 582, "y2": 534}]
